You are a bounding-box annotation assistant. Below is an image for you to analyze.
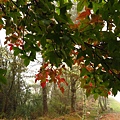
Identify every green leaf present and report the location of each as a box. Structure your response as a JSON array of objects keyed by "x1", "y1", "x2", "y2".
[
  {"x1": 64, "y1": 57, "x2": 72, "y2": 68},
  {"x1": 0, "y1": 68, "x2": 6, "y2": 75},
  {"x1": 29, "y1": 51, "x2": 36, "y2": 61},
  {"x1": 54, "y1": 13, "x2": 67, "y2": 23},
  {"x1": 40, "y1": 35, "x2": 46, "y2": 48},
  {"x1": 17, "y1": 0, "x2": 27, "y2": 5},
  {"x1": 93, "y1": 93, "x2": 99, "y2": 100},
  {"x1": 0, "y1": 19, "x2": 4, "y2": 25},
  {"x1": 80, "y1": 67, "x2": 87, "y2": 77},
  {"x1": 24, "y1": 58, "x2": 30, "y2": 66},
  {"x1": 56, "y1": 7, "x2": 60, "y2": 15},
  {"x1": 0, "y1": 75, "x2": 7, "y2": 84},
  {"x1": 14, "y1": 47, "x2": 22, "y2": 56},
  {"x1": 92, "y1": 2, "x2": 103, "y2": 13},
  {"x1": 112, "y1": 87, "x2": 118, "y2": 96},
  {"x1": 40, "y1": 0, "x2": 50, "y2": 11},
  {"x1": 77, "y1": 0, "x2": 85, "y2": 12}
]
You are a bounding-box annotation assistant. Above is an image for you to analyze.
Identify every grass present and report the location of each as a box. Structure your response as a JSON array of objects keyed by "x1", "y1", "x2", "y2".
[
  {"x1": 108, "y1": 97, "x2": 120, "y2": 112},
  {"x1": 38, "y1": 98, "x2": 120, "y2": 120}
]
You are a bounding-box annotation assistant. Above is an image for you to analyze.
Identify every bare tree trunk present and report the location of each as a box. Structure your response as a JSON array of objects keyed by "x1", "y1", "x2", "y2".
[
  {"x1": 42, "y1": 86, "x2": 48, "y2": 116},
  {"x1": 99, "y1": 96, "x2": 108, "y2": 112},
  {"x1": 103, "y1": 97, "x2": 107, "y2": 110},
  {"x1": 71, "y1": 78, "x2": 76, "y2": 112}
]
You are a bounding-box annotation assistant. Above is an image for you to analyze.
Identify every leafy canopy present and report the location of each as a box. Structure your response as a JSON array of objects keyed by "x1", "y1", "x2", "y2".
[{"x1": 0, "y1": 0, "x2": 120, "y2": 97}]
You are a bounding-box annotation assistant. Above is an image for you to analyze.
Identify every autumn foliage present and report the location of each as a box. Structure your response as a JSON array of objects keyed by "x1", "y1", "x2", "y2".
[
  {"x1": 35, "y1": 63, "x2": 68, "y2": 93},
  {"x1": 1, "y1": 0, "x2": 120, "y2": 97}
]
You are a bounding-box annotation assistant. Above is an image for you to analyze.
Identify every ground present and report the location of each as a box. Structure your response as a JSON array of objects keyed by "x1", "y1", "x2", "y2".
[
  {"x1": 47, "y1": 97, "x2": 120, "y2": 120},
  {"x1": 99, "y1": 113, "x2": 120, "y2": 120},
  {"x1": 1, "y1": 97, "x2": 120, "y2": 120},
  {"x1": 42, "y1": 113, "x2": 120, "y2": 120}
]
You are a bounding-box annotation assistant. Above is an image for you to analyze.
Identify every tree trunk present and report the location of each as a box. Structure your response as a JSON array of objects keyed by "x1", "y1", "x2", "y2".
[
  {"x1": 99, "y1": 96, "x2": 108, "y2": 112},
  {"x1": 2, "y1": 57, "x2": 16, "y2": 115},
  {"x1": 71, "y1": 78, "x2": 76, "y2": 112},
  {"x1": 103, "y1": 97, "x2": 107, "y2": 110},
  {"x1": 42, "y1": 86, "x2": 48, "y2": 116},
  {"x1": 2, "y1": 67, "x2": 15, "y2": 114}
]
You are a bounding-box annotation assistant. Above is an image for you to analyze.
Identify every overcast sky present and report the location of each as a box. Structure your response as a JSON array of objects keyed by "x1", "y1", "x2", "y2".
[{"x1": 0, "y1": 29, "x2": 6, "y2": 46}]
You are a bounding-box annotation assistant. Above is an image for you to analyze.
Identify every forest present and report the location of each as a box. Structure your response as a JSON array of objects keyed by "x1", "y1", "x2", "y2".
[
  {"x1": 0, "y1": 46, "x2": 115, "y2": 119},
  {"x1": 0, "y1": 0, "x2": 120, "y2": 119}
]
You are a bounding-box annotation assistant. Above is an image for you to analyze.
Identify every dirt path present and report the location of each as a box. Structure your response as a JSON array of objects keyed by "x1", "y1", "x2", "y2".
[{"x1": 99, "y1": 113, "x2": 120, "y2": 120}]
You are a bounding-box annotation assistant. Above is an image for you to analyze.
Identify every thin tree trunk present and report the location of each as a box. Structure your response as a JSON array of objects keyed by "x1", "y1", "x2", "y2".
[
  {"x1": 103, "y1": 97, "x2": 107, "y2": 110},
  {"x1": 71, "y1": 78, "x2": 76, "y2": 112},
  {"x1": 99, "y1": 97, "x2": 105, "y2": 111},
  {"x1": 42, "y1": 86, "x2": 48, "y2": 116}
]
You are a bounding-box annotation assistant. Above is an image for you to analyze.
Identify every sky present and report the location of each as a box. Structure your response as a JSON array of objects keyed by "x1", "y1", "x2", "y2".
[{"x1": 0, "y1": 29, "x2": 6, "y2": 46}]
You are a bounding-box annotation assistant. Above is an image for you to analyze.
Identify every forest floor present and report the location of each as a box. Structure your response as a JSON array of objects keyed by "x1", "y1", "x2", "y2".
[
  {"x1": 99, "y1": 113, "x2": 120, "y2": 120},
  {"x1": 1, "y1": 98, "x2": 120, "y2": 120},
  {"x1": 39, "y1": 97, "x2": 120, "y2": 120},
  {"x1": 39, "y1": 112, "x2": 120, "y2": 120}
]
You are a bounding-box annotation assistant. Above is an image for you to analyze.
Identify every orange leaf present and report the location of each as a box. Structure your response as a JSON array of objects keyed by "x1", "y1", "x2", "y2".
[
  {"x1": 86, "y1": 65, "x2": 93, "y2": 72},
  {"x1": 90, "y1": 14, "x2": 103, "y2": 24},
  {"x1": 76, "y1": 8, "x2": 91, "y2": 20}
]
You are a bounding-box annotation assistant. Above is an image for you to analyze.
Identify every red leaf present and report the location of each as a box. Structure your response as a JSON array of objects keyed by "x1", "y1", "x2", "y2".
[
  {"x1": 60, "y1": 78, "x2": 65, "y2": 82},
  {"x1": 89, "y1": 82, "x2": 93, "y2": 87},
  {"x1": 60, "y1": 78, "x2": 68, "y2": 85},
  {"x1": 10, "y1": 46, "x2": 13, "y2": 51},
  {"x1": 108, "y1": 91, "x2": 111, "y2": 95},
  {"x1": 84, "y1": 75, "x2": 88, "y2": 79},
  {"x1": 35, "y1": 78, "x2": 38, "y2": 83},
  {"x1": 108, "y1": 70, "x2": 112, "y2": 74},
  {"x1": 46, "y1": 71, "x2": 49, "y2": 78},
  {"x1": 43, "y1": 63, "x2": 49, "y2": 68},
  {"x1": 8, "y1": 43, "x2": 14, "y2": 51},
  {"x1": 8, "y1": 43, "x2": 13, "y2": 47},
  {"x1": 15, "y1": 43, "x2": 19, "y2": 47},
  {"x1": 41, "y1": 81, "x2": 46, "y2": 88},
  {"x1": 60, "y1": 87, "x2": 64, "y2": 93},
  {"x1": 35, "y1": 73, "x2": 43, "y2": 83},
  {"x1": 35, "y1": 74, "x2": 39, "y2": 83},
  {"x1": 56, "y1": 75, "x2": 60, "y2": 80}
]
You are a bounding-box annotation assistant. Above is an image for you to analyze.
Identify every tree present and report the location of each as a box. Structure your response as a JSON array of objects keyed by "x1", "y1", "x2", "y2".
[
  {"x1": 0, "y1": 46, "x2": 29, "y2": 118},
  {"x1": 0, "y1": 0, "x2": 120, "y2": 97}
]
